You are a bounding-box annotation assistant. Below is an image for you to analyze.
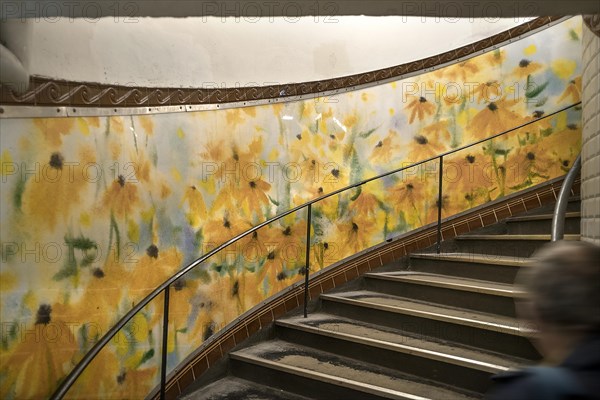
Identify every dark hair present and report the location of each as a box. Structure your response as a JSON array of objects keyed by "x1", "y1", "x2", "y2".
[{"x1": 522, "y1": 241, "x2": 600, "y2": 331}]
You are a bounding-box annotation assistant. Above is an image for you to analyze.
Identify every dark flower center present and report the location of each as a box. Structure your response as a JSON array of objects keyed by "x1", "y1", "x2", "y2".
[
  {"x1": 318, "y1": 187, "x2": 323, "y2": 194},
  {"x1": 487, "y1": 102, "x2": 498, "y2": 111},
  {"x1": 419, "y1": 96, "x2": 427, "y2": 103},
  {"x1": 35, "y1": 304, "x2": 51, "y2": 325},
  {"x1": 117, "y1": 371, "x2": 127, "y2": 385},
  {"x1": 323, "y1": 242, "x2": 329, "y2": 250},
  {"x1": 203, "y1": 323, "x2": 215, "y2": 341},
  {"x1": 519, "y1": 59, "x2": 531, "y2": 68},
  {"x1": 283, "y1": 226, "x2": 292, "y2": 236},
  {"x1": 331, "y1": 169, "x2": 340, "y2": 178},
  {"x1": 93, "y1": 268, "x2": 105, "y2": 278},
  {"x1": 330, "y1": 134, "x2": 336, "y2": 140},
  {"x1": 406, "y1": 183, "x2": 414, "y2": 190},
  {"x1": 267, "y1": 251, "x2": 275, "y2": 260},
  {"x1": 414, "y1": 135, "x2": 428, "y2": 145},
  {"x1": 276, "y1": 272, "x2": 286, "y2": 281},
  {"x1": 174, "y1": 278, "x2": 186, "y2": 291},
  {"x1": 296, "y1": 134, "x2": 302, "y2": 140},
  {"x1": 233, "y1": 153, "x2": 239, "y2": 161},
  {"x1": 466, "y1": 155, "x2": 476, "y2": 163},
  {"x1": 526, "y1": 152, "x2": 535, "y2": 161},
  {"x1": 231, "y1": 280, "x2": 239, "y2": 296},
  {"x1": 311, "y1": 159, "x2": 316, "y2": 165},
  {"x1": 567, "y1": 124, "x2": 578, "y2": 130},
  {"x1": 376, "y1": 141, "x2": 383, "y2": 148},
  {"x1": 249, "y1": 181, "x2": 257, "y2": 188},
  {"x1": 49, "y1": 152, "x2": 64, "y2": 170},
  {"x1": 252, "y1": 231, "x2": 258, "y2": 239},
  {"x1": 117, "y1": 175, "x2": 126, "y2": 187},
  {"x1": 146, "y1": 244, "x2": 159, "y2": 258},
  {"x1": 465, "y1": 193, "x2": 473, "y2": 201},
  {"x1": 223, "y1": 218, "x2": 231, "y2": 229},
  {"x1": 562, "y1": 160, "x2": 570, "y2": 167},
  {"x1": 533, "y1": 110, "x2": 544, "y2": 118},
  {"x1": 191, "y1": 185, "x2": 197, "y2": 190},
  {"x1": 352, "y1": 222, "x2": 359, "y2": 232}
]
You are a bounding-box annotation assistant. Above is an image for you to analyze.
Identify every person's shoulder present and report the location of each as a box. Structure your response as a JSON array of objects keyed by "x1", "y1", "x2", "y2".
[{"x1": 487, "y1": 368, "x2": 541, "y2": 400}]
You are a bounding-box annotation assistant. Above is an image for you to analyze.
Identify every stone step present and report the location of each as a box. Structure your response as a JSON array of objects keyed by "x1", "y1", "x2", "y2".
[
  {"x1": 409, "y1": 252, "x2": 529, "y2": 284},
  {"x1": 320, "y1": 290, "x2": 540, "y2": 360},
  {"x1": 363, "y1": 272, "x2": 521, "y2": 317},
  {"x1": 180, "y1": 376, "x2": 312, "y2": 400},
  {"x1": 276, "y1": 313, "x2": 527, "y2": 394},
  {"x1": 231, "y1": 340, "x2": 479, "y2": 400}
]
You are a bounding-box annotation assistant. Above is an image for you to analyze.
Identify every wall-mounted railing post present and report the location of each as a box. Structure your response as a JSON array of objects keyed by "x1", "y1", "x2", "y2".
[
  {"x1": 436, "y1": 156, "x2": 444, "y2": 254},
  {"x1": 304, "y1": 204, "x2": 312, "y2": 318},
  {"x1": 160, "y1": 285, "x2": 170, "y2": 400}
]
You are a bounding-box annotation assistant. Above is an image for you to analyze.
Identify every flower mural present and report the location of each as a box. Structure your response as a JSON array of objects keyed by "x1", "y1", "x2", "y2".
[{"x1": 0, "y1": 17, "x2": 584, "y2": 399}]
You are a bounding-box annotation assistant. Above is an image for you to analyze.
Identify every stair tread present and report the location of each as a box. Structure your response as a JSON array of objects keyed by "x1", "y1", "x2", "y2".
[
  {"x1": 181, "y1": 376, "x2": 311, "y2": 400},
  {"x1": 277, "y1": 313, "x2": 524, "y2": 373},
  {"x1": 506, "y1": 211, "x2": 580, "y2": 222},
  {"x1": 321, "y1": 290, "x2": 533, "y2": 336},
  {"x1": 364, "y1": 272, "x2": 521, "y2": 297},
  {"x1": 410, "y1": 252, "x2": 529, "y2": 267},
  {"x1": 457, "y1": 234, "x2": 580, "y2": 240},
  {"x1": 232, "y1": 340, "x2": 479, "y2": 399}
]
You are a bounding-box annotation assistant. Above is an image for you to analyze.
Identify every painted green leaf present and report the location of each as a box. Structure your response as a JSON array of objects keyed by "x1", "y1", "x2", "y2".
[
  {"x1": 569, "y1": 29, "x2": 579, "y2": 41},
  {"x1": 358, "y1": 127, "x2": 379, "y2": 139},
  {"x1": 268, "y1": 195, "x2": 279, "y2": 206},
  {"x1": 65, "y1": 236, "x2": 97, "y2": 251},
  {"x1": 526, "y1": 81, "x2": 549, "y2": 98},
  {"x1": 350, "y1": 186, "x2": 362, "y2": 201},
  {"x1": 138, "y1": 348, "x2": 155, "y2": 366}
]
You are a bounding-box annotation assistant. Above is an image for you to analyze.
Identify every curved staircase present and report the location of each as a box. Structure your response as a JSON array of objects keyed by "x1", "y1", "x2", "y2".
[{"x1": 175, "y1": 198, "x2": 581, "y2": 400}]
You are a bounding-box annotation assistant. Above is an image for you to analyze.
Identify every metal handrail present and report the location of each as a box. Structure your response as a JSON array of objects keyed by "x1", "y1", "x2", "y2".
[
  {"x1": 551, "y1": 154, "x2": 581, "y2": 241},
  {"x1": 50, "y1": 101, "x2": 581, "y2": 400}
]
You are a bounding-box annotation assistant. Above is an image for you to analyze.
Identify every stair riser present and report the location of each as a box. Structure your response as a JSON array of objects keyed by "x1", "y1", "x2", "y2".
[
  {"x1": 505, "y1": 217, "x2": 580, "y2": 235},
  {"x1": 230, "y1": 358, "x2": 392, "y2": 400},
  {"x1": 409, "y1": 258, "x2": 520, "y2": 284},
  {"x1": 277, "y1": 325, "x2": 494, "y2": 394},
  {"x1": 364, "y1": 278, "x2": 517, "y2": 317},
  {"x1": 321, "y1": 299, "x2": 540, "y2": 360},
  {"x1": 447, "y1": 239, "x2": 549, "y2": 258}
]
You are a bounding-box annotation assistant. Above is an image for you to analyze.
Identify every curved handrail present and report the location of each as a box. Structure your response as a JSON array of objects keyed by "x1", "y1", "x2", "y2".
[
  {"x1": 551, "y1": 154, "x2": 581, "y2": 241},
  {"x1": 50, "y1": 101, "x2": 581, "y2": 399}
]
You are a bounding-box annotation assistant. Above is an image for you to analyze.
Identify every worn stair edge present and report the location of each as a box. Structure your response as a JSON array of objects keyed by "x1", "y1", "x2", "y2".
[
  {"x1": 180, "y1": 376, "x2": 311, "y2": 400},
  {"x1": 231, "y1": 341, "x2": 479, "y2": 400},
  {"x1": 320, "y1": 291, "x2": 535, "y2": 337},
  {"x1": 410, "y1": 253, "x2": 529, "y2": 267},
  {"x1": 455, "y1": 234, "x2": 580, "y2": 241},
  {"x1": 231, "y1": 351, "x2": 432, "y2": 400},
  {"x1": 364, "y1": 272, "x2": 521, "y2": 298},
  {"x1": 505, "y1": 211, "x2": 580, "y2": 222},
  {"x1": 276, "y1": 316, "x2": 512, "y2": 374}
]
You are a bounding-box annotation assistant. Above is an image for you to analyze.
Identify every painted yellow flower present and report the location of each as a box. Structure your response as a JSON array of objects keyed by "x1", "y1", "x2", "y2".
[
  {"x1": 202, "y1": 212, "x2": 253, "y2": 252},
  {"x1": 386, "y1": 178, "x2": 430, "y2": 226},
  {"x1": 349, "y1": 190, "x2": 381, "y2": 217},
  {"x1": 468, "y1": 98, "x2": 526, "y2": 140},
  {"x1": 33, "y1": 117, "x2": 75, "y2": 147},
  {"x1": 435, "y1": 59, "x2": 480, "y2": 82},
  {"x1": 483, "y1": 49, "x2": 506, "y2": 67},
  {"x1": 422, "y1": 120, "x2": 452, "y2": 143},
  {"x1": 333, "y1": 218, "x2": 378, "y2": 258},
  {"x1": 558, "y1": 76, "x2": 582, "y2": 103},
  {"x1": 512, "y1": 59, "x2": 543, "y2": 78},
  {"x1": 407, "y1": 134, "x2": 446, "y2": 161},
  {"x1": 102, "y1": 174, "x2": 140, "y2": 219},
  {"x1": 127, "y1": 246, "x2": 184, "y2": 300},
  {"x1": 235, "y1": 178, "x2": 272, "y2": 216},
  {"x1": 472, "y1": 81, "x2": 502, "y2": 103},
  {"x1": 370, "y1": 130, "x2": 400, "y2": 163},
  {"x1": 1, "y1": 305, "x2": 78, "y2": 400},
  {"x1": 405, "y1": 96, "x2": 436, "y2": 124},
  {"x1": 21, "y1": 149, "x2": 94, "y2": 231},
  {"x1": 183, "y1": 185, "x2": 208, "y2": 228}
]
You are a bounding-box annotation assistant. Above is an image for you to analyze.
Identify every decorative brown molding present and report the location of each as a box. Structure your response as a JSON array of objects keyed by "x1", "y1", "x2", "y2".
[
  {"x1": 0, "y1": 17, "x2": 562, "y2": 109},
  {"x1": 583, "y1": 14, "x2": 600, "y2": 37},
  {"x1": 150, "y1": 175, "x2": 579, "y2": 400}
]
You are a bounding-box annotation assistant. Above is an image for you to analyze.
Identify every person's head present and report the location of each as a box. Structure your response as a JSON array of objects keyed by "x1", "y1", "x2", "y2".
[{"x1": 517, "y1": 241, "x2": 600, "y2": 362}]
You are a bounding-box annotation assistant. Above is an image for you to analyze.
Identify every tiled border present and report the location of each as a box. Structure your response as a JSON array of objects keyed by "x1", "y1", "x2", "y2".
[
  {"x1": 0, "y1": 17, "x2": 562, "y2": 110},
  {"x1": 151, "y1": 175, "x2": 580, "y2": 400}
]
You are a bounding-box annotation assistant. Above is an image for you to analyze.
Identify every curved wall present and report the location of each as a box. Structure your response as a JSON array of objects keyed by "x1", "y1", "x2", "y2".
[{"x1": 0, "y1": 17, "x2": 583, "y2": 399}]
